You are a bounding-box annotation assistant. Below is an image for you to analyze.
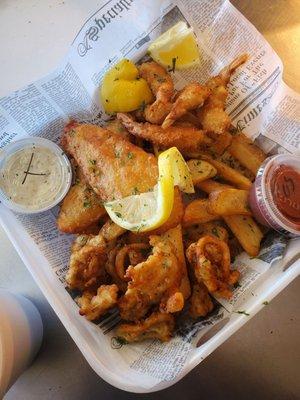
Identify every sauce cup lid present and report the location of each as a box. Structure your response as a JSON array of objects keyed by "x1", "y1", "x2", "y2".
[{"x1": 0, "y1": 137, "x2": 72, "y2": 214}]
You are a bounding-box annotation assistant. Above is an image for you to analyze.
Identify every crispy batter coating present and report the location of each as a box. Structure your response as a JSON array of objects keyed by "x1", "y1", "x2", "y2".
[
  {"x1": 197, "y1": 54, "x2": 248, "y2": 134},
  {"x1": 119, "y1": 235, "x2": 183, "y2": 321},
  {"x1": 66, "y1": 233, "x2": 108, "y2": 291},
  {"x1": 189, "y1": 282, "x2": 214, "y2": 318},
  {"x1": 116, "y1": 311, "x2": 175, "y2": 342},
  {"x1": 117, "y1": 113, "x2": 211, "y2": 157},
  {"x1": 66, "y1": 221, "x2": 125, "y2": 291},
  {"x1": 139, "y1": 62, "x2": 174, "y2": 124},
  {"x1": 78, "y1": 284, "x2": 118, "y2": 321},
  {"x1": 57, "y1": 167, "x2": 106, "y2": 234},
  {"x1": 162, "y1": 83, "x2": 210, "y2": 129},
  {"x1": 61, "y1": 121, "x2": 158, "y2": 201},
  {"x1": 186, "y1": 235, "x2": 240, "y2": 299}
]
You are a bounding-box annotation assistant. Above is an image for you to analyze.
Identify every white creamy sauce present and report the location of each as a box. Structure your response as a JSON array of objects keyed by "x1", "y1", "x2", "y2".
[{"x1": 0, "y1": 146, "x2": 63, "y2": 210}]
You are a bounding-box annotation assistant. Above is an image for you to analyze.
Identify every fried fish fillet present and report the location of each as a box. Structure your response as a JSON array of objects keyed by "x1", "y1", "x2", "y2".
[
  {"x1": 61, "y1": 121, "x2": 158, "y2": 202},
  {"x1": 117, "y1": 113, "x2": 211, "y2": 157},
  {"x1": 57, "y1": 167, "x2": 106, "y2": 234},
  {"x1": 119, "y1": 235, "x2": 183, "y2": 321},
  {"x1": 116, "y1": 311, "x2": 175, "y2": 342}
]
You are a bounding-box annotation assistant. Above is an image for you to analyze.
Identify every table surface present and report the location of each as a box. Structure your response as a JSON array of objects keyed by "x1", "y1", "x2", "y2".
[{"x1": 1, "y1": 1, "x2": 299, "y2": 399}]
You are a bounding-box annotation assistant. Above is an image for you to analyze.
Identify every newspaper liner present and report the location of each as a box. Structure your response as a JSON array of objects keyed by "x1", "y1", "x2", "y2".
[{"x1": 0, "y1": 0, "x2": 299, "y2": 387}]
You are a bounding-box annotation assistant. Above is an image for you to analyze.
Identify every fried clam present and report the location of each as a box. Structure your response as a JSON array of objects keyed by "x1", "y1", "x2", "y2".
[
  {"x1": 162, "y1": 83, "x2": 211, "y2": 129},
  {"x1": 138, "y1": 61, "x2": 174, "y2": 124},
  {"x1": 186, "y1": 235, "x2": 240, "y2": 299},
  {"x1": 116, "y1": 311, "x2": 175, "y2": 343},
  {"x1": 78, "y1": 284, "x2": 118, "y2": 321},
  {"x1": 66, "y1": 220, "x2": 126, "y2": 291},
  {"x1": 117, "y1": 112, "x2": 211, "y2": 157},
  {"x1": 197, "y1": 54, "x2": 248, "y2": 135},
  {"x1": 189, "y1": 282, "x2": 214, "y2": 319},
  {"x1": 118, "y1": 234, "x2": 184, "y2": 322}
]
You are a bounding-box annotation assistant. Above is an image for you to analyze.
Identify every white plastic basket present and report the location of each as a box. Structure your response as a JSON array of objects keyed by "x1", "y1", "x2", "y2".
[{"x1": 0, "y1": 205, "x2": 299, "y2": 392}]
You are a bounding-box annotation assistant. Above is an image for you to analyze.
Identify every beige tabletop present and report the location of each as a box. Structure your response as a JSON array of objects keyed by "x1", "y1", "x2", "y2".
[{"x1": 1, "y1": 1, "x2": 299, "y2": 399}]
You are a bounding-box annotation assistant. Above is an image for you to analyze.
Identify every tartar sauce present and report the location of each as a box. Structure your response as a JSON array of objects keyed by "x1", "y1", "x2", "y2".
[{"x1": 0, "y1": 138, "x2": 72, "y2": 213}]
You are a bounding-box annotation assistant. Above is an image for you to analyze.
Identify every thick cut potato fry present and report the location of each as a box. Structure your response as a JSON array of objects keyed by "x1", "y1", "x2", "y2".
[
  {"x1": 223, "y1": 215, "x2": 263, "y2": 257},
  {"x1": 201, "y1": 222, "x2": 229, "y2": 242},
  {"x1": 183, "y1": 199, "x2": 219, "y2": 226},
  {"x1": 220, "y1": 151, "x2": 255, "y2": 181},
  {"x1": 202, "y1": 156, "x2": 252, "y2": 190},
  {"x1": 208, "y1": 188, "x2": 251, "y2": 216},
  {"x1": 162, "y1": 225, "x2": 191, "y2": 300},
  {"x1": 187, "y1": 159, "x2": 217, "y2": 184},
  {"x1": 57, "y1": 172, "x2": 106, "y2": 234},
  {"x1": 228, "y1": 133, "x2": 266, "y2": 175},
  {"x1": 196, "y1": 179, "x2": 233, "y2": 194}
]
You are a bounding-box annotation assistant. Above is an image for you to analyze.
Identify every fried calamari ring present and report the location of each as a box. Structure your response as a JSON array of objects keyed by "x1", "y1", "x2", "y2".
[
  {"x1": 115, "y1": 243, "x2": 150, "y2": 281},
  {"x1": 186, "y1": 235, "x2": 239, "y2": 299}
]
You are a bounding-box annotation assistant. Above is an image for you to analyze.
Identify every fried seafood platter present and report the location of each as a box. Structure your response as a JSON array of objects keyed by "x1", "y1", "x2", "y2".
[{"x1": 58, "y1": 52, "x2": 268, "y2": 345}]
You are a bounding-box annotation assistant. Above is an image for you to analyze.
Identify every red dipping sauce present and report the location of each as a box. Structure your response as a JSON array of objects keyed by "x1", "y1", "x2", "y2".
[{"x1": 249, "y1": 154, "x2": 300, "y2": 236}]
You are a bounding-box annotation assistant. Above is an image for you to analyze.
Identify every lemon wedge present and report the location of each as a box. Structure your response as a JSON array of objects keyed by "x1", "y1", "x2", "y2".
[
  {"x1": 148, "y1": 21, "x2": 200, "y2": 70},
  {"x1": 104, "y1": 147, "x2": 194, "y2": 232},
  {"x1": 100, "y1": 59, "x2": 153, "y2": 113}
]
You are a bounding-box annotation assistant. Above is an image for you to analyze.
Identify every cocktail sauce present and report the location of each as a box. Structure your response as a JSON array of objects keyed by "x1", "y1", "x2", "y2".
[{"x1": 249, "y1": 154, "x2": 300, "y2": 236}]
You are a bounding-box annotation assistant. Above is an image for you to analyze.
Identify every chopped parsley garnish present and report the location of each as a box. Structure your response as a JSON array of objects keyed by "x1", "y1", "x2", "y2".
[
  {"x1": 115, "y1": 212, "x2": 122, "y2": 218},
  {"x1": 132, "y1": 187, "x2": 139, "y2": 195},
  {"x1": 127, "y1": 152, "x2": 134, "y2": 159},
  {"x1": 262, "y1": 301, "x2": 269, "y2": 306},
  {"x1": 83, "y1": 201, "x2": 91, "y2": 208},
  {"x1": 211, "y1": 227, "x2": 219, "y2": 238},
  {"x1": 89, "y1": 159, "x2": 96, "y2": 165},
  {"x1": 235, "y1": 310, "x2": 250, "y2": 316}
]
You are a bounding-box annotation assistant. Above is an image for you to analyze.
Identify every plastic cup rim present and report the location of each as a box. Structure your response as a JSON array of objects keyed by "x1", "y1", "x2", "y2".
[{"x1": 0, "y1": 136, "x2": 72, "y2": 214}]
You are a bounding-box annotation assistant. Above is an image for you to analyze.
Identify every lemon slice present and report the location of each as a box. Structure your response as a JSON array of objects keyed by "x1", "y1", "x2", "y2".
[
  {"x1": 104, "y1": 147, "x2": 194, "y2": 232},
  {"x1": 148, "y1": 21, "x2": 200, "y2": 70}
]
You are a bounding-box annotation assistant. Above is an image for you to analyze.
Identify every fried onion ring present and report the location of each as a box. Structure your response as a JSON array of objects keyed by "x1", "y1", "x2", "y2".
[{"x1": 115, "y1": 243, "x2": 150, "y2": 281}]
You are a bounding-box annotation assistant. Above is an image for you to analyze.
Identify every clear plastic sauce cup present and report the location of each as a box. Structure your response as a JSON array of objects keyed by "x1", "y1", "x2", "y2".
[
  {"x1": 249, "y1": 154, "x2": 300, "y2": 237},
  {"x1": 0, "y1": 137, "x2": 72, "y2": 214}
]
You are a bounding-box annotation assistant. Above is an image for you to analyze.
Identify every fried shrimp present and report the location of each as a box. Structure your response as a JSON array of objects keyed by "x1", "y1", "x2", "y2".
[
  {"x1": 117, "y1": 113, "x2": 211, "y2": 157},
  {"x1": 162, "y1": 83, "x2": 211, "y2": 129},
  {"x1": 78, "y1": 284, "x2": 118, "y2": 321},
  {"x1": 197, "y1": 54, "x2": 248, "y2": 134},
  {"x1": 116, "y1": 311, "x2": 175, "y2": 342},
  {"x1": 186, "y1": 235, "x2": 240, "y2": 299},
  {"x1": 138, "y1": 61, "x2": 174, "y2": 124}
]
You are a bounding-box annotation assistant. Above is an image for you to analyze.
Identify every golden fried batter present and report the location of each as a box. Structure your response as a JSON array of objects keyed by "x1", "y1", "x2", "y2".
[
  {"x1": 139, "y1": 61, "x2": 174, "y2": 124},
  {"x1": 186, "y1": 235, "x2": 240, "y2": 299},
  {"x1": 57, "y1": 167, "x2": 106, "y2": 234},
  {"x1": 117, "y1": 113, "x2": 211, "y2": 157},
  {"x1": 189, "y1": 282, "x2": 214, "y2": 319},
  {"x1": 116, "y1": 311, "x2": 175, "y2": 342},
  {"x1": 162, "y1": 83, "x2": 210, "y2": 129},
  {"x1": 78, "y1": 284, "x2": 118, "y2": 321},
  {"x1": 119, "y1": 235, "x2": 183, "y2": 321},
  {"x1": 66, "y1": 221, "x2": 125, "y2": 291},
  {"x1": 197, "y1": 54, "x2": 248, "y2": 134},
  {"x1": 61, "y1": 121, "x2": 158, "y2": 201}
]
